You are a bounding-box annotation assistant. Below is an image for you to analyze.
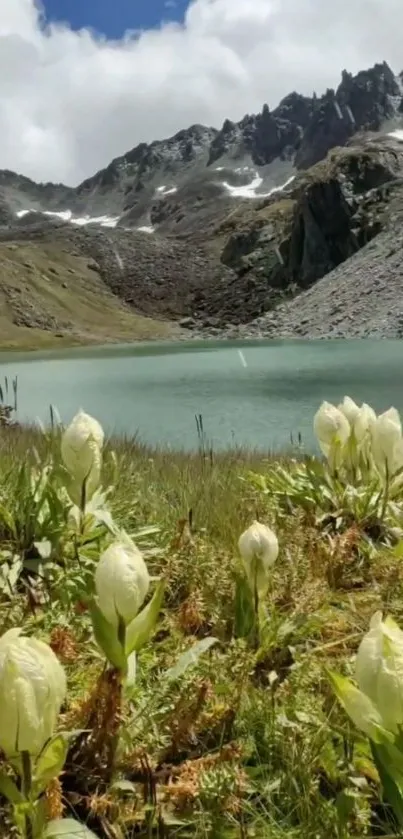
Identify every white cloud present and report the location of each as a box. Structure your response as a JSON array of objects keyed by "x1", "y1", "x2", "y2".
[{"x1": 0, "y1": 0, "x2": 402, "y2": 184}]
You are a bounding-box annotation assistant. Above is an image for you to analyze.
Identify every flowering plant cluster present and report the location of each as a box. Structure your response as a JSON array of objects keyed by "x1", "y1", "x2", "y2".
[
  {"x1": 247, "y1": 396, "x2": 403, "y2": 544},
  {"x1": 4, "y1": 398, "x2": 403, "y2": 836},
  {"x1": 1, "y1": 410, "x2": 269, "y2": 838},
  {"x1": 0, "y1": 411, "x2": 164, "y2": 839},
  {"x1": 314, "y1": 397, "x2": 403, "y2": 490}
]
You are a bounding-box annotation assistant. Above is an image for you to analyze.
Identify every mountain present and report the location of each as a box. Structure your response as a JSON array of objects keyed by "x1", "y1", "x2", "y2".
[{"x1": 2, "y1": 60, "x2": 403, "y2": 346}]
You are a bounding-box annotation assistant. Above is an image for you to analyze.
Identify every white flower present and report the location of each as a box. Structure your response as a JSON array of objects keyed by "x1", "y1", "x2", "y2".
[
  {"x1": 61, "y1": 411, "x2": 104, "y2": 488},
  {"x1": 338, "y1": 396, "x2": 361, "y2": 426},
  {"x1": 355, "y1": 612, "x2": 403, "y2": 734},
  {"x1": 371, "y1": 408, "x2": 403, "y2": 477},
  {"x1": 238, "y1": 521, "x2": 279, "y2": 598},
  {"x1": 354, "y1": 403, "x2": 377, "y2": 444},
  {"x1": 95, "y1": 539, "x2": 150, "y2": 627},
  {"x1": 0, "y1": 629, "x2": 66, "y2": 758},
  {"x1": 313, "y1": 401, "x2": 351, "y2": 459}
]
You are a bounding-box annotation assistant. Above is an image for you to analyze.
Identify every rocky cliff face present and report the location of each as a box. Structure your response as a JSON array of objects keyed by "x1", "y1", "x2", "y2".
[
  {"x1": 295, "y1": 62, "x2": 401, "y2": 169},
  {"x1": 1, "y1": 60, "x2": 403, "y2": 342}
]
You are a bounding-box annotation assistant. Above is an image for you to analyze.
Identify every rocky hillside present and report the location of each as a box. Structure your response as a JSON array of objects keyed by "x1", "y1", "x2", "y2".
[
  {"x1": 1, "y1": 60, "x2": 403, "y2": 346},
  {"x1": 0, "y1": 239, "x2": 179, "y2": 351}
]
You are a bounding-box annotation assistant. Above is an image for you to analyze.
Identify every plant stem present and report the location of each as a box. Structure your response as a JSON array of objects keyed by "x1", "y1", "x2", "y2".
[
  {"x1": 21, "y1": 751, "x2": 34, "y2": 839},
  {"x1": 252, "y1": 574, "x2": 260, "y2": 650},
  {"x1": 380, "y1": 462, "x2": 390, "y2": 523}
]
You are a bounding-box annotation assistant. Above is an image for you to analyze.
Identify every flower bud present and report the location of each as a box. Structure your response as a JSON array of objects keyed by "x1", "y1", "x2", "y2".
[
  {"x1": 313, "y1": 401, "x2": 350, "y2": 459},
  {"x1": 95, "y1": 539, "x2": 150, "y2": 627},
  {"x1": 338, "y1": 396, "x2": 360, "y2": 426},
  {"x1": 371, "y1": 408, "x2": 403, "y2": 477},
  {"x1": 238, "y1": 521, "x2": 278, "y2": 598},
  {"x1": 61, "y1": 411, "x2": 104, "y2": 499},
  {"x1": 0, "y1": 629, "x2": 66, "y2": 758},
  {"x1": 354, "y1": 403, "x2": 377, "y2": 444},
  {"x1": 355, "y1": 611, "x2": 403, "y2": 734}
]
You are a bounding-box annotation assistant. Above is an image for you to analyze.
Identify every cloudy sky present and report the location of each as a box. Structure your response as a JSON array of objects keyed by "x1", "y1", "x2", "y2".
[{"x1": 1, "y1": 0, "x2": 402, "y2": 185}]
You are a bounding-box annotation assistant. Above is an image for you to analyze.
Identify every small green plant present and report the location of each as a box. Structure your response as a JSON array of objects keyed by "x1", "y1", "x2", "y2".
[
  {"x1": 330, "y1": 611, "x2": 403, "y2": 832},
  {"x1": 0, "y1": 628, "x2": 83, "y2": 839},
  {"x1": 234, "y1": 520, "x2": 278, "y2": 647},
  {"x1": 0, "y1": 409, "x2": 221, "y2": 837}
]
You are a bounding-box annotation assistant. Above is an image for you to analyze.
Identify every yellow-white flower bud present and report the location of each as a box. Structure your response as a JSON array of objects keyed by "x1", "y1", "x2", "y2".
[
  {"x1": 238, "y1": 521, "x2": 278, "y2": 598},
  {"x1": 61, "y1": 410, "x2": 104, "y2": 489},
  {"x1": 371, "y1": 407, "x2": 403, "y2": 477},
  {"x1": 338, "y1": 396, "x2": 361, "y2": 426},
  {"x1": 95, "y1": 539, "x2": 150, "y2": 627},
  {"x1": 355, "y1": 612, "x2": 403, "y2": 734},
  {"x1": 354, "y1": 403, "x2": 377, "y2": 444},
  {"x1": 313, "y1": 401, "x2": 350, "y2": 459},
  {"x1": 0, "y1": 629, "x2": 66, "y2": 758}
]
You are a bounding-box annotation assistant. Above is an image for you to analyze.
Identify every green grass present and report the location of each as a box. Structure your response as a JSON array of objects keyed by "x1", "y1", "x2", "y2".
[{"x1": 0, "y1": 425, "x2": 402, "y2": 838}]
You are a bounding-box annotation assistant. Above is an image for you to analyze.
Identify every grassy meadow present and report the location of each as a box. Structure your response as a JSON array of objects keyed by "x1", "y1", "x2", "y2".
[{"x1": 0, "y1": 407, "x2": 402, "y2": 839}]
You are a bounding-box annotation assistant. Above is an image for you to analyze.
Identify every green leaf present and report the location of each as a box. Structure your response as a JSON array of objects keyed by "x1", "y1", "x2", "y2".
[
  {"x1": 93, "y1": 509, "x2": 117, "y2": 533},
  {"x1": 336, "y1": 790, "x2": 356, "y2": 831},
  {"x1": 12, "y1": 802, "x2": 31, "y2": 836},
  {"x1": 34, "y1": 539, "x2": 52, "y2": 560},
  {"x1": 0, "y1": 504, "x2": 16, "y2": 539},
  {"x1": 0, "y1": 558, "x2": 23, "y2": 594},
  {"x1": 110, "y1": 779, "x2": 137, "y2": 794},
  {"x1": 233, "y1": 572, "x2": 256, "y2": 639},
  {"x1": 132, "y1": 525, "x2": 160, "y2": 539},
  {"x1": 166, "y1": 637, "x2": 219, "y2": 681},
  {"x1": 0, "y1": 769, "x2": 24, "y2": 804},
  {"x1": 328, "y1": 670, "x2": 392, "y2": 744},
  {"x1": 89, "y1": 599, "x2": 126, "y2": 670},
  {"x1": 126, "y1": 651, "x2": 136, "y2": 687},
  {"x1": 33, "y1": 734, "x2": 69, "y2": 795},
  {"x1": 125, "y1": 579, "x2": 165, "y2": 656},
  {"x1": 371, "y1": 741, "x2": 403, "y2": 828},
  {"x1": 23, "y1": 559, "x2": 45, "y2": 577},
  {"x1": 159, "y1": 812, "x2": 189, "y2": 827},
  {"x1": 44, "y1": 818, "x2": 100, "y2": 838},
  {"x1": 393, "y1": 540, "x2": 403, "y2": 559}
]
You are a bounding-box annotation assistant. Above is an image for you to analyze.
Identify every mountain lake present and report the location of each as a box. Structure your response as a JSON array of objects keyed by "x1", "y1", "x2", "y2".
[{"x1": 1, "y1": 339, "x2": 403, "y2": 452}]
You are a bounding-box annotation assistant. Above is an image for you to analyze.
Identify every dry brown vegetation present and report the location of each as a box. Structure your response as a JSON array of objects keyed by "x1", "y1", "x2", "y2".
[{"x1": 0, "y1": 240, "x2": 178, "y2": 350}]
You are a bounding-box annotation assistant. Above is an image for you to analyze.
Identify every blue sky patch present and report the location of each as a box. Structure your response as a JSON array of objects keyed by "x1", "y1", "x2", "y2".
[{"x1": 42, "y1": 0, "x2": 188, "y2": 38}]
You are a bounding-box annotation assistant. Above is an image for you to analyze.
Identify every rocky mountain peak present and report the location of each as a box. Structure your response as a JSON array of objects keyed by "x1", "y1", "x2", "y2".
[
  {"x1": 2, "y1": 60, "x2": 403, "y2": 344},
  {"x1": 275, "y1": 92, "x2": 313, "y2": 128},
  {"x1": 1, "y1": 60, "x2": 402, "y2": 228}
]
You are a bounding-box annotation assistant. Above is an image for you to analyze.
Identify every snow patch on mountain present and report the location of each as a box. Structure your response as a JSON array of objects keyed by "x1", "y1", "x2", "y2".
[
  {"x1": 156, "y1": 185, "x2": 178, "y2": 196},
  {"x1": 16, "y1": 208, "x2": 120, "y2": 227},
  {"x1": 388, "y1": 129, "x2": 403, "y2": 141},
  {"x1": 235, "y1": 166, "x2": 255, "y2": 174},
  {"x1": 222, "y1": 173, "x2": 295, "y2": 199},
  {"x1": 222, "y1": 173, "x2": 263, "y2": 197}
]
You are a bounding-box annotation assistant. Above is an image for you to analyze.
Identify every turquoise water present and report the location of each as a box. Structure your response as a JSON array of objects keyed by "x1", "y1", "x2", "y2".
[{"x1": 1, "y1": 340, "x2": 403, "y2": 451}]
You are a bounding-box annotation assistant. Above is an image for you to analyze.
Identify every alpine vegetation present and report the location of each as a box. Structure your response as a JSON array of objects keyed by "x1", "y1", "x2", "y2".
[
  {"x1": 2, "y1": 399, "x2": 403, "y2": 836},
  {"x1": 331, "y1": 611, "x2": 403, "y2": 830}
]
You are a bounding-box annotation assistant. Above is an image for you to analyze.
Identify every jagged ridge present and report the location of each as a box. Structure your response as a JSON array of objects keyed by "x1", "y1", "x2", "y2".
[{"x1": 1, "y1": 60, "x2": 403, "y2": 345}]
